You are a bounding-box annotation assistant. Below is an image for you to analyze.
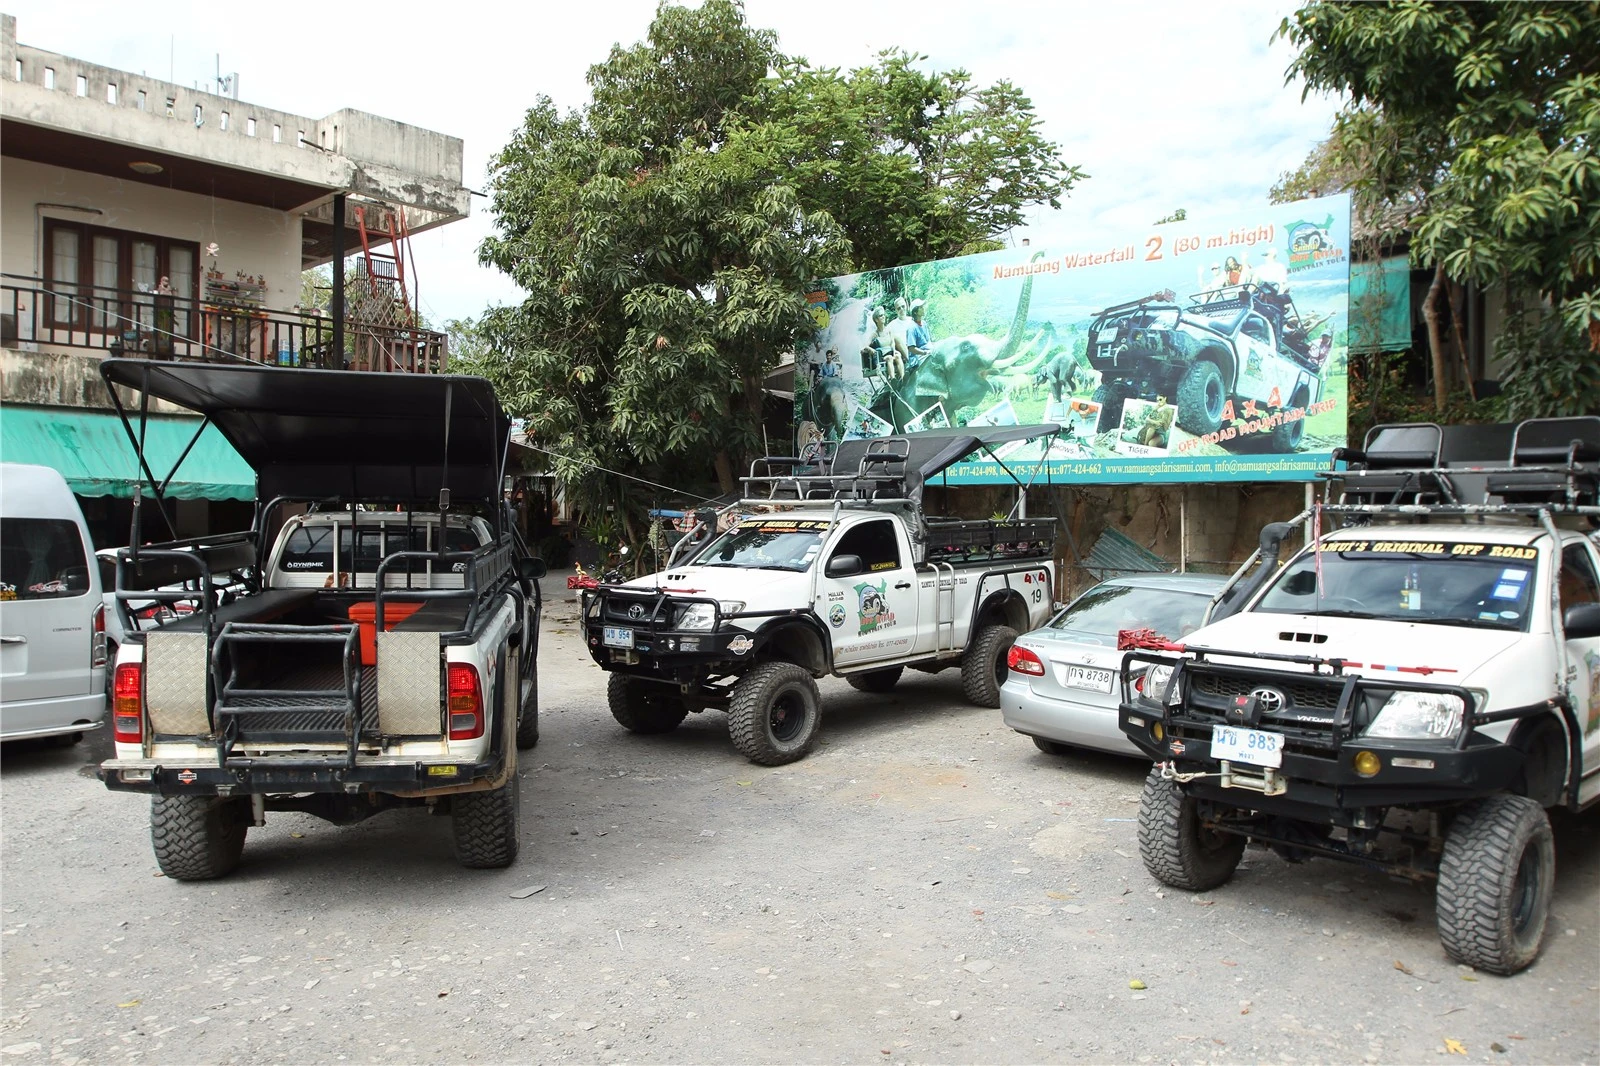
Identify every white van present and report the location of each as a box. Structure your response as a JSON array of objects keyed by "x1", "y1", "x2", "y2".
[{"x1": 1, "y1": 463, "x2": 107, "y2": 742}]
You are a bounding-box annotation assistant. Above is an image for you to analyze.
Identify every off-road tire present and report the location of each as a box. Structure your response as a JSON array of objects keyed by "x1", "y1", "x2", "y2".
[
  {"x1": 515, "y1": 650, "x2": 539, "y2": 750},
  {"x1": 1033, "y1": 735, "x2": 1071, "y2": 756},
  {"x1": 962, "y1": 624, "x2": 1017, "y2": 708},
  {"x1": 1269, "y1": 386, "x2": 1311, "y2": 451},
  {"x1": 150, "y1": 794, "x2": 249, "y2": 881},
  {"x1": 1137, "y1": 768, "x2": 1245, "y2": 891},
  {"x1": 846, "y1": 667, "x2": 903, "y2": 693},
  {"x1": 607, "y1": 674, "x2": 688, "y2": 735},
  {"x1": 1436, "y1": 794, "x2": 1554, "y2": 975},
  {"x1": 1090, "y1": 383, "x2": 1128, "y2": 431},
  {"x1": 727, "y1": 662, "x2": 821, "y2": 766},
  {"x1": 452, "y1": 772, "x2": 521, "y2": 869},
  {"x1": 1176, "y1": 360, "x2": 1227, "y2": 436}
]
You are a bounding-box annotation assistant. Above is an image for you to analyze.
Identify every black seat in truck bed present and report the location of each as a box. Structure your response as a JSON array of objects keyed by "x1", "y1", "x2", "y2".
[
  {"x1": 389, "y1": 599, "x2": 472, "y2": 634},
  {"x1": 159, "y1": 588, "x2": 319, "y2": 633}
]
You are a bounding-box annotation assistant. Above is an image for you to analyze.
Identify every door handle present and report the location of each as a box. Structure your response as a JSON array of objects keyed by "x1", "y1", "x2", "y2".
[
  {"x1": 894, "y1": 582, "x2": 912, "y2": 590},
  {"x1": 0, "y1": 635, "x2": 25, "y2": 645}
]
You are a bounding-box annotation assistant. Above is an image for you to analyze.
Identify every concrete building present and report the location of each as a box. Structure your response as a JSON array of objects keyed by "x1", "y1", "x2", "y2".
[{"x1": 0, "y1": 13, "x2": 471, "y2": 545}]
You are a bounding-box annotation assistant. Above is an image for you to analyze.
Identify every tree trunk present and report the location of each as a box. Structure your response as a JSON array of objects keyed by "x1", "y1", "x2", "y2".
[
  {"x1": 1422, "y1": 263, "x2": 1449, "y2": 412},
  {"x1": 1447, "y1": 279, "x2": 1476, "y2": 401},
  {"x1": 713, "y1": 451, "x2": 735, "y2": 496}
]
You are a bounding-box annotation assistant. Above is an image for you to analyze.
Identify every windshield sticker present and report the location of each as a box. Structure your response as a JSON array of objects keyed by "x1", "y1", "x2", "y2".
[
  {"x1": 1491, "y1": 583, "x2": 1522, "y2": 600},
  {"x1": 869, "y1": 560, "x2": 897, "y2": 572},
  {"x1": 1324, "y1": 539, "x2": 1538, "y2": 560},
  {"x1": 855, "y1": 580, "x2": 896, "y2": 635},
  {"x1": 1500, "y1": 568, "x2": 1528, "y2": 583},
  {"x1": 737, "y1": 518, "x2": 831, "y2": 532}
]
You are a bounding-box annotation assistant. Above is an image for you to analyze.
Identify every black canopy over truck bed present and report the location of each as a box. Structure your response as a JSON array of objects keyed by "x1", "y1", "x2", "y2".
[{"x1": 96, "y1": 359, "x2": 544, "y2": 879}]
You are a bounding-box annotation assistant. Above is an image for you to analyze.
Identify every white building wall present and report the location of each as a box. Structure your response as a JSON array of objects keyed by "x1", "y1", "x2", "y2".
[{"x1": 2, "y1": 156, "x2": 304, "y2": 312}]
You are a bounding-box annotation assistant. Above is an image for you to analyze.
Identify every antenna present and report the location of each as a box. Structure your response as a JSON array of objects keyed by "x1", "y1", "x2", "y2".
[{"x1": 215, "y1": 53, "x2": 239, "y2": 99}]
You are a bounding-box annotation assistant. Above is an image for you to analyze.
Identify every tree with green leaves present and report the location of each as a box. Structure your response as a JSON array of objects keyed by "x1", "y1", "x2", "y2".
[
  {"x1": 1278, "y1": 1, "x2": 1600, "y2": 417},
  {"x1": 477, "y1": 0, "x2": 1077, "y2": 530}
]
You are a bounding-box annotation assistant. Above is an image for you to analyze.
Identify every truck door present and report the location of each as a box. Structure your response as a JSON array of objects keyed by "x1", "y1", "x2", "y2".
[
  {"x1": 1558, "y1": 540, "x2": 1600, "y2": 803},
  {"x1": 816, "y1": 518, "x2": 918, "y2": 667}
]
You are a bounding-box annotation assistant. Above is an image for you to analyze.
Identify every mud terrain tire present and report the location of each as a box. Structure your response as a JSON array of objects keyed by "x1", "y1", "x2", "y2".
[
  {"x1": 1436, "y1": 794, "x2": 1553, "y2": 975},
  {"x1": 452, "y1": 772, "x2": 521, "y2": 869},
  {"x1": 727, "y1": 662, "x2": 821, "y2": 766},
  {"x1": 962, "y1": 624, "x2": 1017, "y2": 708},
  {"x1": 1090, "y1": 384, "x2": 1128, "y2": 431},
  {"x1": 151, "y1": 794, "x2": 249, "y2": 881},
  {"x1": 608, "y1": 674, "x2": 688, "y2": 734},
  {"x1": 846, "y1": 667, "x2": 903, "y2": 693},
  {"x1": 1176, "y1": 360, "x2": 1227, "y2": 436},
  {"x1": 515, "y1": 650, "x2": 539, "y2": 750},
  {"x1": 1137, "y1": 768, "x2": 1245, "y2": 891}
]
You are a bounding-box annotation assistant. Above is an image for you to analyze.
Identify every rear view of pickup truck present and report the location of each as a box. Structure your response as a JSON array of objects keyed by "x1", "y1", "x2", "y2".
[{"x1": 95, "y1": 360, "x2": 544, "y2": 879}]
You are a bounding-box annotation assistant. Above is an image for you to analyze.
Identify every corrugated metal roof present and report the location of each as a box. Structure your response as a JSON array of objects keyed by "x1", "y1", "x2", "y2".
[{"x1": 1082, "y1": 527, "x2": 1170, "y2": 579}]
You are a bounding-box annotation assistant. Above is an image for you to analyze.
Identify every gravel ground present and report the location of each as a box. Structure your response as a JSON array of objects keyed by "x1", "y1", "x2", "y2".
[{"x1": 2, "y1": 578, "x2": 1597, "y2": 1065}]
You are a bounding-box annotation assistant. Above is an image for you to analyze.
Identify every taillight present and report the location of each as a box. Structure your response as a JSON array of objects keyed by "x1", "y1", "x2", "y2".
[
  {"x1": 112, "y1": 662, "x2": 143, "y2": 744},
  {"x1": 1007, "y1": 644, "x2": 1045, "y2": 676},
  {"x1": 92, "y1": 604, "x2": 108, "y2": 667},
  {"x1": 446, "y1": 662, "x2": 484, "y2": 740}
]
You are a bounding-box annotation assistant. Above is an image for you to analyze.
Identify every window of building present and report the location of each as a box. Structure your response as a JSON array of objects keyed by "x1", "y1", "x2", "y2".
[
  {"x1": 75, "y1": 74, "x2": 87, "y2": 96},
  {"x1": 43, "y1": 66, "x2": 54, "y2": 89},
  {"x1": 246, "y1": 117, "x2": 256, "y2": 137},
  {"x1": 829, "y1": 519, "x2": 902, "y2": 573},
  {"x1": 106, "y1": 82, "x2": 117, "y2": 104},
  {"x1": 42, "y1": 219, "x2": 199, "y2": 337},
  {"x1": 219, "y1": 110, "x2": 229, "y2": 130},
  {"x1": 296, "y1": 129, "x2": 305, "y2": 148},
  {"x1": 271, "y1": 124, "x2": 281, "y2": 143},
  {"x1": 14, "y1": 59, "x2": 22, "y2": 81},
  {"x1": 136, "y1": 89, "x2": 146, "y2": 111}
]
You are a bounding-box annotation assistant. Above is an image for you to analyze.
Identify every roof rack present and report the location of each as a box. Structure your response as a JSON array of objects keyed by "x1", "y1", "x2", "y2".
[{"x1": 1325, "y1": 416, "x2": 1599, "y2": 517}]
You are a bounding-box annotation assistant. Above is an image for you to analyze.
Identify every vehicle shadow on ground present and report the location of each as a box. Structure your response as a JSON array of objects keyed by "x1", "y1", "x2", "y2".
[{"x1": 0, "y1": 733, "x2": 105, "y2": 778}]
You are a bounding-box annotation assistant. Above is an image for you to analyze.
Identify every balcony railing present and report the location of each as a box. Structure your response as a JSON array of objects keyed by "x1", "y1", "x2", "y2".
[{"x1": 0, "y1": 275, "x2": 446, "y2": 373}]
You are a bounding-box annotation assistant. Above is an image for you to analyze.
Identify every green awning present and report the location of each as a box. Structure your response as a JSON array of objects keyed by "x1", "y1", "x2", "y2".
[{"x1": 0, "y1": 405, "x2": 254, "y2": 500}]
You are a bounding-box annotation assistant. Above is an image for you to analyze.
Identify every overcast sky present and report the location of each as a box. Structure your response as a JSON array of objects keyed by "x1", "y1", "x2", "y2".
[{"x1": 9, "y1": 0, "x2": 1340, "y2": 324}]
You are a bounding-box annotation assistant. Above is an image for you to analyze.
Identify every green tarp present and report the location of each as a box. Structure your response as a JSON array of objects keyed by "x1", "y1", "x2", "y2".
[
  {"x1": 1349, "y1": 255, "x2": 1412, "y2": 353},
  {"x1": 0, "y1": 405, "x2": 254, "y2": 500}
]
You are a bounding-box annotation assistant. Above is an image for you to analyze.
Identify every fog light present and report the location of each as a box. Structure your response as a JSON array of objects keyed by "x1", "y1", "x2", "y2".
[
  {"x1": 1151, "y1": 722, "x2": 1165, "y2": 742},
  {"x1": 1353, "y1": 750, "x2": 1381, "y2": 777}
]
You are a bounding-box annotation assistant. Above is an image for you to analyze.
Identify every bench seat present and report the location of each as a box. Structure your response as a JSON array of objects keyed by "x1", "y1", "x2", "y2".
[{"x1": 157, "y1": 588, "x2": 320, "y2": 633}]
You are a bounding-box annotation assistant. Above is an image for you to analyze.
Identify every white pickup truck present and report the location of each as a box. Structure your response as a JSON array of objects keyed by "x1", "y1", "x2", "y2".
[
  {"x1": 584, "y1": 427, "x2": 1060, "y2": 764},
  {"x1": 1118, "y1": 417, "x2": 1600, "y2": 975},
  {"x1": 94, "y1": 359, "x2": 544, "y2": 880}
]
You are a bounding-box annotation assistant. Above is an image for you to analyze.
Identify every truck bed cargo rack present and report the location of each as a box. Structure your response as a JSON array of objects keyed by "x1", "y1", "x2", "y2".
[{"x1": 924, "y1": 517, "x2": 1057, "y2": 563}]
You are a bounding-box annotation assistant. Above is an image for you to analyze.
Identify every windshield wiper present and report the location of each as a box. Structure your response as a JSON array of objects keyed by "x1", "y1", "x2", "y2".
[{"x1": 1308, "y1": 608, "x2": 1383, "y2": 619}]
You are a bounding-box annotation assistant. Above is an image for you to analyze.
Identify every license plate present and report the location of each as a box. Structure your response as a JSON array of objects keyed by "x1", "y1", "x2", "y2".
[
  {"x1": 1063, "y1": 664, "x2": 1115, "y2": 693},
  {"x1": 602, "y1": 627, "x2": 635, "y2": 649},
  {"x1": 1211, "y1": 724, "x2": 1284, "y2": 768}
]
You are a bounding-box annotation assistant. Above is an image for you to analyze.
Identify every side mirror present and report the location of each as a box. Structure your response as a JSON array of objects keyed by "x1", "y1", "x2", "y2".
[
  {"x1": 518, "y1": 557, "x2": 548, "y2": 580},
  {"x1": 1564, "y1": 602, "x2": 1600, "y2": 640},
  {"x1": 825, "y1": 554, "x2": 864, "y2": 579}
]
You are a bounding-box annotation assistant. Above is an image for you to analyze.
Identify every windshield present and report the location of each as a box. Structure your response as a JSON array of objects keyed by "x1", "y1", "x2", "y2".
[
  {"x1": 1048, "y1": 582, "x2": 1213, "y2": 643},
  {"x1": 1254, "y1": 540, "x2": 1538, "y2": 631},
  {"x1": 691, "y1": 519, "x2": 829, "y2": 572}
]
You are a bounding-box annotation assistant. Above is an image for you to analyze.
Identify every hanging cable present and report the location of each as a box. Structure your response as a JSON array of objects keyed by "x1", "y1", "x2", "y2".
[{"x1": 515, "y1": 440, "x2": 721, "y2": 503}]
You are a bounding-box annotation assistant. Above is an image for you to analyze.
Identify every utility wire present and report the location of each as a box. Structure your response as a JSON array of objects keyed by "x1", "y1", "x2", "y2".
[{"x1": 514, "y1": 440, "x2": 721, "y2": 503}]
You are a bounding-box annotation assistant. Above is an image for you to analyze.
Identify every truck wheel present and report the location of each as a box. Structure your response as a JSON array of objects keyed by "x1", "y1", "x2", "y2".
[
  {"x1": 961, "y1": 624, "x2": 1017, "y2": 708},
  {"x1": 452, "y1": 773, "x2": 521, "y2": 869},
  {"x1": 1090, "y1": 384, "x2": 1127, "y2": 430},
  {"x1": 607, "y1": 675, "x2": 689, "y2": 734},
  {"x1": 1435, "y1": 794, "x2": 1554, "y2": 975},
  {"x1": 516, "y1": 651, "x2": 539, "y2": 750},
  {"x1": 727, "y1": 662, "x2": 821, "y2": 766},
  {"x1": 1269, "y1": 386, "x2": 1311, "y2": 451},
  {"x1": 846, "y1": 667, "x2": 903, "y2": 693},
  {"x1": 1033, "y1": 736, "x2": 1071, "y2": 756},
  {"x1": 150, "y1": 794, "x2": 249, "y2": 881},
  {"x1": 1137, "y1": 768, "x2": 1244, "y2": 891},
  {"x1": 1176, "y1": 360, "x2": 1226, "y2": 436}
]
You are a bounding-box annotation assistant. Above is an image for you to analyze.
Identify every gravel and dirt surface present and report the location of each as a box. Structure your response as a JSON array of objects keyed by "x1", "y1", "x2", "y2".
[{"x1": 2, "y1": 577, "x2": 1597, "y2": 1064}]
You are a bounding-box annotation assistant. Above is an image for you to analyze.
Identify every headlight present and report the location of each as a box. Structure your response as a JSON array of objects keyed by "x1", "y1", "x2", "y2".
[
  {"x1": 1363, "y1": 691, "x2": 1464, "y2": 741},
  {"x1": 674, "y1": 604, "x2": 716, "y2": 630},
  {"x1": 1142, "y1": 664, "x2": 1179, "y2": 705},
  {"x1": 718, "y1": 600, "x2": 745, "y2": 616}
]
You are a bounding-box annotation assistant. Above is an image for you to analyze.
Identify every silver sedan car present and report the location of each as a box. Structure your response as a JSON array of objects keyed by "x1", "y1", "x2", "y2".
[{"x1": 1001, "y1": 573, "x2": 1227, "y2": 757}]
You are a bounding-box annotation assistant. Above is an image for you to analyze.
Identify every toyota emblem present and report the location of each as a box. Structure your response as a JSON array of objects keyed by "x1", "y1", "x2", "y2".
[
  {"x1": 1249, "y1": 686, "x2": 1286, "y2": 713},
  {"x1": 627, "y1": 603, "x2": 646, "y2": 621}
]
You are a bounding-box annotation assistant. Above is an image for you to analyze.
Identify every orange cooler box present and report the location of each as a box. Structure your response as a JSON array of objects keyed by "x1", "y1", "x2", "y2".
[{"x1": 348, "y1": 601, "x2": 424, "y2": 666}]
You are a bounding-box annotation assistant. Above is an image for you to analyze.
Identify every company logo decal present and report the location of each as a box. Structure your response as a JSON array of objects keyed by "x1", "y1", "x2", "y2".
[
  {"x1": 828, "y1": 603, "x2": 847, "y2": 628},
  {"x1": 854, "y1": 580, "x2": 896, "y2": 635}
]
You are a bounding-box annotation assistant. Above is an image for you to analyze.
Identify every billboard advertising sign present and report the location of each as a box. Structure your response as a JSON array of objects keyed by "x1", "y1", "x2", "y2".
[{"x1": 794, "y1": 194, "x2": 1351, "y2": 483}]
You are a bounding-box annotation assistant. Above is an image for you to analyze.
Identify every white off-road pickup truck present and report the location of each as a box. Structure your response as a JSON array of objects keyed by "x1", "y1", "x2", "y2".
[
  {"x1": 584, "y1": 427, "x2": 1061, "y2": 764},
  {"x1": 1117, "y1": 417, "x2": 1600, "y2": 975},
  {"x1": 95, "y1": 359, "x2": 545, "y2": 880}
]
